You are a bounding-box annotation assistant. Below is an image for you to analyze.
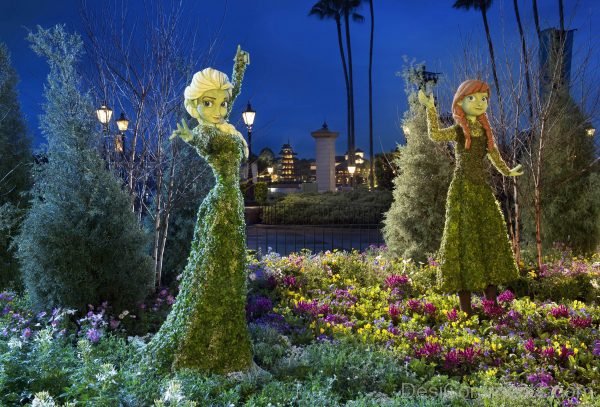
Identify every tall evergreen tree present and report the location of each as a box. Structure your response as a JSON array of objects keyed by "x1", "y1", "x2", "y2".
[
  {"x1": 383, "y1": 68, "x2": 454, "y2": 261},
  {"x1": 521, "y1": 92, "x2": 600, "y2": 254},
  {"x1": 16, "y1": 26, "x2": 154, "y2": 311},
  {"x1": 0, "y1": 43, "x2": 32, "y2": 289}
]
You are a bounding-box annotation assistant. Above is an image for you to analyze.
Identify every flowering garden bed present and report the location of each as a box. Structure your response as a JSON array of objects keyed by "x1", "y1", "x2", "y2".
[{"x1": 1, "y1": 246, "x2": 599, "y2": 406}]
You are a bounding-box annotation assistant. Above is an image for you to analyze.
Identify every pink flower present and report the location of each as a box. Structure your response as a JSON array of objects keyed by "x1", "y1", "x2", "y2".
[
  {"x1": 541, "y1": 347, "x2": 556, "y2": 359},
  {"x1": 385, "y1": 274, "x2": 409, "y2": 288},
  {"x1": 423, "y1": 302, "x2": 437, "y2": 315},
  {"x1": 497, "y1": 290, "x2": 515, "y2": 303},
  {"x1": 569, "y1": 316, "x2": 592, "y2": 329},
  {"x1": 407, "y1": 299, "x2": 422, "y2": 313},
  {"x1": 388, "y1": 303, "x2": 401, "y2": 321},
  {"x1": 446, "y1": 308, "x2": 458, "y2": 322},
  {"x1": 524, "y1": 338, "x2": 538, "y2": 353},
  {"x1": 559, "y1": 345, "x2": 575, "y2": 360},
  {"x1": 482, "y1": 300, "x2": 504, "y2": 318},
  {"x1": 415, "y1": 342, "x2": 442, "y2": 358},
  {"x1": 550, "y1": 305, "x2": 570, "y2": 318}
]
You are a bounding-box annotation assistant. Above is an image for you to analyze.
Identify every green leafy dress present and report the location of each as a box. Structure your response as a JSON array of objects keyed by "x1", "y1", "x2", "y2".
[
  {"x1": 425, "y1": 106, "x2": 519, "y2": 292},
  {"x1": 147, "y1": 58, "x2": 252, "y2": 374}
]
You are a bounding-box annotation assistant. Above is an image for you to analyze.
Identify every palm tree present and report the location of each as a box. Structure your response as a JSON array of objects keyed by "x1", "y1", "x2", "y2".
[
  {"x1": 532, "y1": 0, "x2": 541, "y2": 41},
  {"x1": 452, "y1": 0, "x2": 502, "y2": 109},
  {"x1": 309, "y1": 1, "x2": 351, "y2": 165},
  {"x1": 341, "y1": 1, "x2": 364, "y2": 169},
  {"x1": 310, "y1": 1, "x2": 364, "y2": 171},
  {"x1": 366, "y1": 0, "x2": 375, "y2": 189}
]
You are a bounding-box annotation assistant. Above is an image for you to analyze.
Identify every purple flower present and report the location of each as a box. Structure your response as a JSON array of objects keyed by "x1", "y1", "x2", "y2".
[
  {"x1": 497, "y1": 290, "x2": 515, "y2": 303},
  {"x1": 109, "y1": 319, "x2": 121, "y2": 330},
  {"x1": 592, "y1": 340, "x2": 600, "y2": 357},
  {"x1": 427, "y1": 257, "x2": 439, "y2": 267},
  {"x1": 166, "y1": 295, "x2": 175, "y2": 305},
  {"x1": 282, "y1": 275, "x2": 298, "y2": 288},
  {"x1": 86, "y1": 328, "x2": 102, "y2": 343},
  {"x1": 563, "y1": 397, "x2": 580, "y2": 407},
  {"x1": 22, "y1": 327, "x2": 32, "y2": 340},
  {"x1": 159, "y1": 289, "x2": 168, "y2": 298},
  {"x1": 527, "y1": 371, "x2": 554, "y2": 387}
]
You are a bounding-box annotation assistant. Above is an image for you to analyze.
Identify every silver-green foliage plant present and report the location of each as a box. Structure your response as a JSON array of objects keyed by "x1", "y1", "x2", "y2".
[
  {"x1": 383, "y1": 68, "x2": 453, "y2": 262},
  {"x1": 521, "y1": 91, "x2": 600, "y2": 254},
  {"x1": 0, "y1": 43, "x2": 32, "y2": 289},
  {"x1": 16, "y1": 26, "x2": 154, "y2": 312}
]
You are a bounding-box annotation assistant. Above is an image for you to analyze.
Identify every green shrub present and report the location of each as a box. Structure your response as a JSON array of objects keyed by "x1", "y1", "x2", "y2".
[
  {"x1": 262, "y1": 190, "x2": 392, "y2": 225},
  {"x1": 254, "y1": 182, "x2": 268, "y2": 206}
]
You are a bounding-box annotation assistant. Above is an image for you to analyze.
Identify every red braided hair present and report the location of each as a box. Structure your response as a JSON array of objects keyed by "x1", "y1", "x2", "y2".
[{"x1": 451, "y1": 80, "x2": 495, "y2": 151}]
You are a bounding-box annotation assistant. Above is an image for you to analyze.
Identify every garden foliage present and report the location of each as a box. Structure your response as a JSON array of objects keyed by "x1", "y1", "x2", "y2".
[
  {"x1": 1, "y1": 247, "x2": 599, "y2": 405},
  {"x1": 0, "y1": 43, "x2": 32, "y2": 290},
  {"x1": 383, "y1": 68, "x2": 453, "y2": 262},
  {"x1": 15, "y1": 25, "x2": 154, "y2": 312}
]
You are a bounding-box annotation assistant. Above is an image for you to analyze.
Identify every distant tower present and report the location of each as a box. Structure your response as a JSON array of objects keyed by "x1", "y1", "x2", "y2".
[
  {"x1": 278, "y1": 143, "x2": 298, "y2": 182},
  {"x1": 539, "y1": 28, "x2": 574, "y2": 97},
  {"x1": 311, "y1": 122, "x2": 338, "y2": 192}
]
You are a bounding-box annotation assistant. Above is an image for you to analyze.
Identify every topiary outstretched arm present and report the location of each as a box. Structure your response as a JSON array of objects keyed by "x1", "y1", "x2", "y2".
[
  {"x1": 487, "y1": 146, "x2": 523, "y2": 176},
  {"x1": 226, "y1": 45, "x2": 250, "y2": 119},
  {"x1": 418, "y1": 90, "x2": 458, "y2": 142}
]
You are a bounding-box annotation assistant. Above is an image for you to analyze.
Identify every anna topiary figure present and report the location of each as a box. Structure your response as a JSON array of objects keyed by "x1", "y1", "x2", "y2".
[
  {"x1": 147, "y1": 47, "x2": 252, "y2": 373},
  {"x1": 418, "y1": 80, "x2": 523, "y2": 316}
]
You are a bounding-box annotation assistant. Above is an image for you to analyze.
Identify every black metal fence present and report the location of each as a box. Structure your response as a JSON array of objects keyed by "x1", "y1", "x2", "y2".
[{"x1": 246, "y1": 203, "x2": 387, "y2": 255}]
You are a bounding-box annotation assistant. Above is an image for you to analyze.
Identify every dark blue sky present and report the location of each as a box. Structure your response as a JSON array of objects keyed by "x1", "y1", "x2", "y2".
[{"x1": 1, "y1": 0, "x2": 599, "y2": 158}]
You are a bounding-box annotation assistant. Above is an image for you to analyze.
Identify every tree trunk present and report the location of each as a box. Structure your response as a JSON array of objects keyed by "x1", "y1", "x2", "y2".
[
  {"x1": 335, "y1": 17, "x2": 352, "y2": 166},
  {"x1": 156, "y1": 150, "x2": 177, "y2": 288},
  {"x1": 368, "y1": 0, "x2": 375, "y2": 189},
  {"x1": 344, "y1": 11, "x2": 356, "y2": 165}
]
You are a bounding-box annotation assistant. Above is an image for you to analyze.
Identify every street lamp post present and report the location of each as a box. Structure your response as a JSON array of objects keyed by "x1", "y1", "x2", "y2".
[
  {"x1": 242, "y1": 102, "x2": 256, "y2": 203},
  {"x1": 115, "y1": 112, "x2": 129, "y2": 154},
  {"x1": 347, "y1": 164, "x2": 356, "y2": 188},
  {"x1": 96, "y1": 102, "x2": 113, "y2": 158}
]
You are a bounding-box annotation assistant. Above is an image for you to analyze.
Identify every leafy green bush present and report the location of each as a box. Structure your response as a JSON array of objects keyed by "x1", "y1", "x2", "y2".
[
  {"x1": 254, "y1": 182, "x2": 268, "y2": 206},
  {"x1": 262, "y1": 190, "x2": 392, "y2": 225}
]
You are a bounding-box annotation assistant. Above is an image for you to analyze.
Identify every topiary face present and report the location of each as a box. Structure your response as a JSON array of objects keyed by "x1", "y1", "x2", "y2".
[
  {"x1": 192, "y1": 88, "x2": 230, "y2": 124},
  {"x1": 460, "y1": 92, "x2": 489, "y2": 119}
]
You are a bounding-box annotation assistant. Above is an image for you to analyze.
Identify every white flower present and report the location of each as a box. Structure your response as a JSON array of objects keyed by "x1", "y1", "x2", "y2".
[
  {"x1": 31, "y1": 392, "x2": 56, "y2": 407},
  {"x1": 7, "y1": 337, "x2": 22, "y2": 350},
  {"x1": 95, "y1": 363, "x2": 117, "y2": 382},
  {"x1": 162, "y1": 379, "x2": 185, "y2": 403}
]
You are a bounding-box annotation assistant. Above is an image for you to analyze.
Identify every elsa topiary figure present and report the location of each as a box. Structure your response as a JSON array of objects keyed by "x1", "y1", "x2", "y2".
[
  {"x1": 146, "y1": 47, "x2": 252, "y2": 373},
  {"x1": 418, "y1": 80, "x2": 523, "y2": 316}
]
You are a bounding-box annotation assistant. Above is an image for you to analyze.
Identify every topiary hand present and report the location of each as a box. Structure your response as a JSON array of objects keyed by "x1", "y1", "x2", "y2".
[
  {"x1": 508, "y1": 164, "x2": 524, "y2": 177},
  {"x1": 170, "y1": 119, "x2": 193, "y2": 143},
  {"x1": 418, "y1": 89, "x2": 435, "y2": 109}
]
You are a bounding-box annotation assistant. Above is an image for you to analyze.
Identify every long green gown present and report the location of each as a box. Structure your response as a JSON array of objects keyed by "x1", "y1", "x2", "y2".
[
  {"x1": 147, "y1": 122, "x2": 253, "y2": 373},
  {"x1": 426, "y1": 106, "x2": 519, "y2": 293}
]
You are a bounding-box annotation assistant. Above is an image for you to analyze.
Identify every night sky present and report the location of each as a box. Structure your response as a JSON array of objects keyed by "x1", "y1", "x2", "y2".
[{"x1": 1, "y1": 0, "x2": 599, "y2": 159}]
